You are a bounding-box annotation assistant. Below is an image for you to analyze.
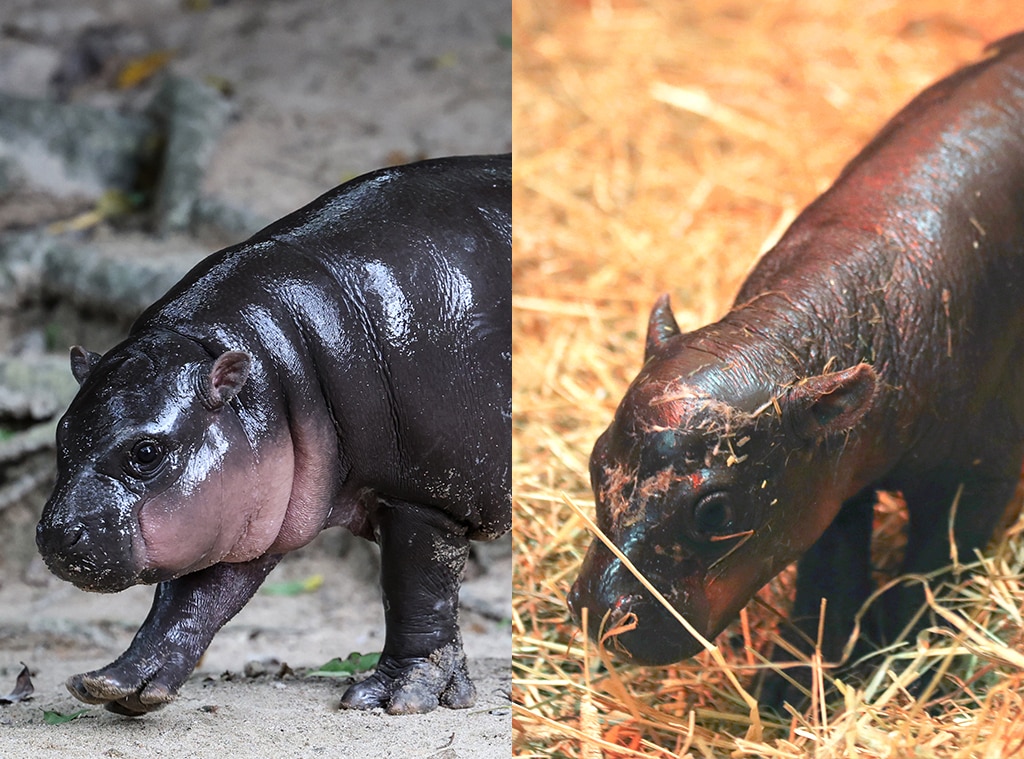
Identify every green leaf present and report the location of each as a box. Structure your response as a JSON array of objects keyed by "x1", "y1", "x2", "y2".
[
  {"x1": 260, "y1": 574, "x2": 324, "y2": 597},
  {"x1": 307, "y1": 652, "x2": 380, "y2": 678},
  {"x1": 42, "y1": 709, "x2": 89, "y2": 725}
]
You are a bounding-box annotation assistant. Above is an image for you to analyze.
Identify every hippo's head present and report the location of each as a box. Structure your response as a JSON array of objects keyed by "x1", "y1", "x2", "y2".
[
  {"x1": 567, "y1": 296, "x2": 877, "y2": 665},
  {"x1": 36, "y1": 332, "x2": 290, "y2": 592}
]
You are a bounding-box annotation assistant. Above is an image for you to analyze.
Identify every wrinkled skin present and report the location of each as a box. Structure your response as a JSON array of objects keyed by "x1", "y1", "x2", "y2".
[
  {"x1": 569, "y1": 33, "x2": 1024, "y2": 705},
  {"x1": 36, "y1": 154, "x2": 511, "y2": 715}
]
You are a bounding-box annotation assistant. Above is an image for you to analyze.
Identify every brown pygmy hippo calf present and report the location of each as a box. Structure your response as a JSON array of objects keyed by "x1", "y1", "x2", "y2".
[{"x1": 568, "y1": 32, "x2": 1024, "y2": 696}]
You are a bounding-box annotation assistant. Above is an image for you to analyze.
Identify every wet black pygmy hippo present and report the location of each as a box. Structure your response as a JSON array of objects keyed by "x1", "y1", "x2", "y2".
[
  {"x1": 36, "y1": 154, "x2": 511, "y2": 716},
  {"x1": 568, "y1": 32, "x2": 1024, "y2": 685}
]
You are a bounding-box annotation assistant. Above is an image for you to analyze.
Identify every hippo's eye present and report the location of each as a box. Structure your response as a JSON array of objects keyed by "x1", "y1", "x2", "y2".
[
  {"x1": 691, "y1": 492, "x2": 735, "y2": 538},
  {"x1": 128, "y1": 439, "x2": 166, "y2": 477}
]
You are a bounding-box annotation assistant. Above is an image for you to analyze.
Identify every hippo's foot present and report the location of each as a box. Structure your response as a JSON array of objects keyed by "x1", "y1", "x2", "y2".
[
  {"x1": 759, "y1": 662, "x2": 818, "y2": 713},
  {"x1": 759, "y1": 627, "x2": 881, "y2": 713},
  {"x1": 352, "y1": 497, "x2": 478, "y2": 715},
  {"x1": 759, "y1": 633, "x2": 875, "y2": 713},
  {"x1": 340, "y1": 644, "x2": 476, "y2": 715},
  {"x1": 66, "y1": 660, "x2": 184, "y2": 716},
  {"x1": 64, "y1": 557, "x2": 283, "y2": 717}
]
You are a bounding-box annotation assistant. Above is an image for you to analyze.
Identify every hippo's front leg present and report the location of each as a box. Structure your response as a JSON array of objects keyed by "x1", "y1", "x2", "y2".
[
  {"x1": 761, "y1": 489, "x2": 876, "y2": 709},
  {"x1": 341, "y1": 497, "x2": 474, "y2": 715},
  {"x1": 68, "y1": 554, "x2": 282, "y2": 716}
]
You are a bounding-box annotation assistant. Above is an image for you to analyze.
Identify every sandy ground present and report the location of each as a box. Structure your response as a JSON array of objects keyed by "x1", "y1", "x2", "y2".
[
  {"x1": 0, "y1": 532, "x2": 512, "y2": 757},
  {"x1": 0, "y1": 0, "x2": 511, "y2": 757},
  {"x1": 0, "y1": 535, "x2": 511, "y2": 759}
]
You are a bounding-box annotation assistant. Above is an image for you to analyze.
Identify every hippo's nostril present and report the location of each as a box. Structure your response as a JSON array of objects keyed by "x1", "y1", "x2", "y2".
[
  {"x1": 611, "y1": 593, "x2": 638, "y2": 613},
  {"x1": 36, "y1": 521, "x2": 88, "y2": 555},
  {"x1": 67, "y1": 525, "x2": 86, "y2": 549}
]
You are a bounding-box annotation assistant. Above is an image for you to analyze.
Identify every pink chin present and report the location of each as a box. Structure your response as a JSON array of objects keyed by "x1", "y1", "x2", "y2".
[
  {"x1": 136, "y1": 501, "x2": 228, "y2": 577},
  {"x1": 703, "y1": 561, "x2": 776, "y2": 638}
]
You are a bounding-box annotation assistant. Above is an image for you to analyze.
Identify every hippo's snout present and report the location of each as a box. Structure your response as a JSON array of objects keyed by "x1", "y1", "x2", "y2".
[
  {"x1": 568, "y1": 540, "x2": 710, "y2": 666},
  {"x1": 36, "y1": 506, "x2": 138, "y2": 593}
]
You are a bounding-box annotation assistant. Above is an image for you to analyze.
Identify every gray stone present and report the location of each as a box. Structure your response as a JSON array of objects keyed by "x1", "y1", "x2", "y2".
[
  {"x1": 0, "y1": 92, "x2": 157, "y2": 198},
  {"x1": 41, "y1": 241, "x2": 195, "y2": 319},
  {"x1": 0, "y1": 355, "x2": 80, "y2": 422},
  {"x1": 150, "y1": 75, "x2": 233, "y2": 236}
]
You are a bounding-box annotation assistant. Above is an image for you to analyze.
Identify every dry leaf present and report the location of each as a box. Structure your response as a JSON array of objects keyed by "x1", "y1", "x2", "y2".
[{"x1": 0, "y1": 663, "x2": 34, "y2": 705}]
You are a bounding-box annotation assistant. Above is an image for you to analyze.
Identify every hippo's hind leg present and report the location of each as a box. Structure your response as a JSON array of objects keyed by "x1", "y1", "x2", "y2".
[
  {"x1": 885, "y1": 463, "x2": 1020, "y2": 645},
  {"x1": 67, "y1": 554, "x2": 281, "y2": 716},
  {"x1": 341, "y1": 496, "x2": 474, "y2": 715}
]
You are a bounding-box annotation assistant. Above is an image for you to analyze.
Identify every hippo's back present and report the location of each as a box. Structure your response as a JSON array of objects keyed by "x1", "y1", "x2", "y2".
[
  {"x1": 136, "y1": 154, "x2": 512, "y2": 536},
  {"x1": 732, "y1": 36, "x2": 1024, "y2": 466}
]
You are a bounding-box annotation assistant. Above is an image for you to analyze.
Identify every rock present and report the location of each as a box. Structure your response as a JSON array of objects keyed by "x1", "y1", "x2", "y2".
[
  {"x1": 150, "y1": 76, "x2": 233, "y2": 236},
  {"x1": 191, "y1": 195, "x2": 270, "y2": 247},
  {"x1": 0, "y1": 231, "x2": 48, "y2": 302},
  {"x1": 0, "y1": 230, "x2": 201, "y2": 320},
  {"x1": 41, "y1": 240, "x2": 193, "y2": 318},
  {"x1": 0, "y1": 355, "x2": 80, "y2": 422},
  {"x1": 0, "y1": 92, "x2": 157, "y2": 198}
]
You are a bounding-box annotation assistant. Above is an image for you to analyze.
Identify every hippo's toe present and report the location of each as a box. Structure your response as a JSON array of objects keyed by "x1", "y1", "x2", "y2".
[
  {"x1": 340, "y1": 645, "x2": 475, "y2": 714},
  {"x1": 66, "y1": 662, "x2": 180, "y2": 715},
  {"x1": 104, "y1": 697, "x2": 159, "y2": 717},
  {"x1": 67, "y1": 672, "x2": 134, "y2": 704},
  {"x1": 438, "y1": 659, "x2": 475, "y2": 709},
  {"x1": 66, "y1": 674, "x2": 102, "y2": 704}
]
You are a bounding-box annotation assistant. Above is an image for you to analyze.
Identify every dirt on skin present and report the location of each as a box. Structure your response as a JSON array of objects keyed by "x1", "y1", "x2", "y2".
[{"x1": 0, "y1": 0, "x2": 511, "y2": 756}]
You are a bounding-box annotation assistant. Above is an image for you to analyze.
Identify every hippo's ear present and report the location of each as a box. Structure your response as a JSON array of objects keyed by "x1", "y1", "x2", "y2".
[
  {"x1": 204, "y1": 350, "x2": 251, "y2": 409},
  {"x1": 69, "y1": 346, "x2": 102, "y2": 385},
  {"x1": 645, "y1": 294, "x2": 681, "y2": 361},
  {"x1": 785, "y1": 363, "x2": 877, "y2": 441}
]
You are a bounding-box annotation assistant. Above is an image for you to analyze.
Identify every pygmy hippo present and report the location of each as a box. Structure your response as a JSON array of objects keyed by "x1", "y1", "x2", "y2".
[
  {"x1": 36, "y1": 154, "x2": 511, "y2": 716},
  {"x1": 568, "y1": 32, "x2": 1024, "y2": 687}
]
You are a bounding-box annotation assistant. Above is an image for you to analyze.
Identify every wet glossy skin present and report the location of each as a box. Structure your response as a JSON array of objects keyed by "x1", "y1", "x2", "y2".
[
  {"x1": 36, "y1": 154, "x2": 511, "y2": 715},
  {"x1": 569, "y1": 33, "x2": 1024, "y2": 695}
]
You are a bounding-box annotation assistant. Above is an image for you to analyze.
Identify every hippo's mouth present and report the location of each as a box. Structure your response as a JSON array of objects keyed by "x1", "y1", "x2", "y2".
[
  {"x1": 567, "y1": 540, "x2": 712, "y2": 666},
  {"x1": 36, "y1": 513, "x2": 144, "y2": 593},
  {"x1": 37, "y1": 548, "x2": 140, "y2": 593},
  {"x1": 568, "y1": 588, "x2": 709, "y2": 665}
]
